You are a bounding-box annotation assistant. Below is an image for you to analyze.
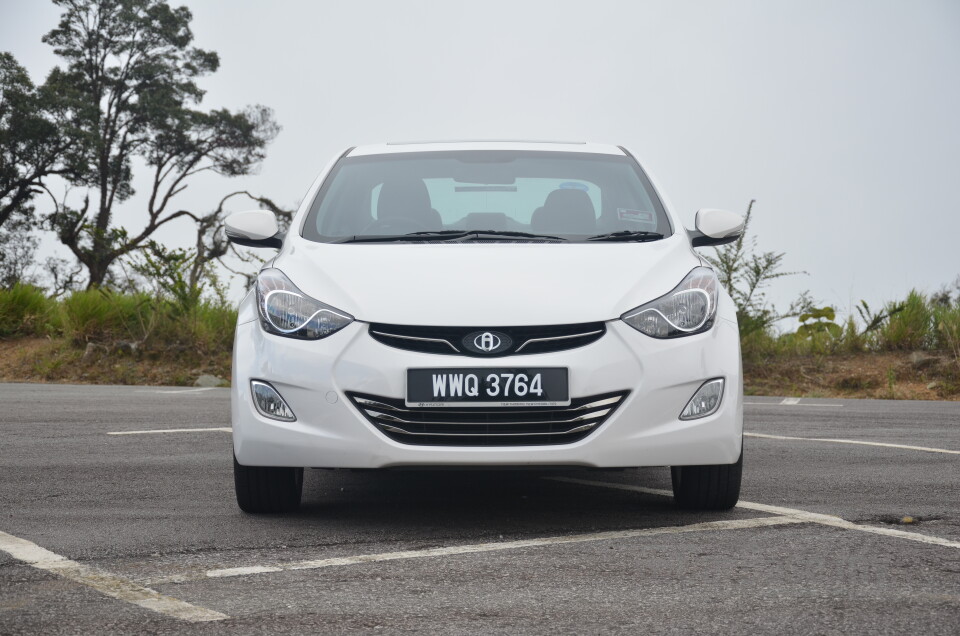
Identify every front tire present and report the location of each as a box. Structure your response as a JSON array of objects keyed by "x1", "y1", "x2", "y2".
[
  {"x1": 234, "y1": 455, "x2": 304, "y2": 513},
  {"x1": 671, "y1": 452, "x2": 742, "y2": 510}
]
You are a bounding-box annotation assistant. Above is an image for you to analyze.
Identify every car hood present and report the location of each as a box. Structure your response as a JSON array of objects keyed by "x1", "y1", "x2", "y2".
[{"x1": 274, "y1": 236, "x2": 700, "y2": 326}]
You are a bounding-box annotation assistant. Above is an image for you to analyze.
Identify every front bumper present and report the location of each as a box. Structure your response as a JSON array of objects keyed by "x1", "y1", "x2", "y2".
[{"x1": 232, "y1": 318, "x2": 743, "y2": 468}]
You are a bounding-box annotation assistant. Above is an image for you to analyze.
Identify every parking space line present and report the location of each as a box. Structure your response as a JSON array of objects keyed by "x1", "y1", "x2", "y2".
[
  {"x1": 107, "y1": 427, "x2": 232, "y2": 435},
  {"x1": 745, "y1": 432, "x2": 960, "y2": 455},
  {"x1": 549, "y1": 477, "x2": 960, "y2": 549},
  {"x1": 135, "y1": 388, "x2": 217, "y2": 394},
  {"x1": 201, "y1": 516, "x2": 805, "y2": 581},
  {"x1": 0, "y1": 530, "x2": 227, "y2": 622},
  {"x1": 743, "y1": 402, "x2": 843, "y2": 407}
]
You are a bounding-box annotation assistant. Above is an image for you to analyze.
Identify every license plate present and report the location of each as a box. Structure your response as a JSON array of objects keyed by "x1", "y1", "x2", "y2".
[{"x1": 406, "y1": 368, "x2": 569, "y2": 407}]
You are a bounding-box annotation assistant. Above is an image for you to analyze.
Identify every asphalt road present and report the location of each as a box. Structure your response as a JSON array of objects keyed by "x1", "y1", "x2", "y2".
[{"x1": 1, "y1": 383, "x2": 958, "y2": 634}]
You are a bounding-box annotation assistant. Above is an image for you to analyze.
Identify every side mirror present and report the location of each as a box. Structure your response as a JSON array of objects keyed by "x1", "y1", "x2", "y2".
[
  {"x1": 689, "y1": 208, "x2": 745, "y2": 247},
  {"x1": 224, "y1": 210, "x2": 283, "y2": 249}
]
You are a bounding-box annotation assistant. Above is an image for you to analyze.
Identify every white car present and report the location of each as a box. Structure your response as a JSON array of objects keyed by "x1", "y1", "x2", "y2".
[{"x1": 225, "y1": 141, "x2": 745, "y2": 514}]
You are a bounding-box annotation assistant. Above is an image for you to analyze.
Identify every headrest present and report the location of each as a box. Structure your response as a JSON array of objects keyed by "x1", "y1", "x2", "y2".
[
  {"x1": 543, "y1": 188, "x2": 594, "y2": 214},
  {"x1": 377, "y1": 179, "x2": 434, "y2": 220},
  {"x1": 531, "y1": 188, "x2": 596, "y2": 234}
]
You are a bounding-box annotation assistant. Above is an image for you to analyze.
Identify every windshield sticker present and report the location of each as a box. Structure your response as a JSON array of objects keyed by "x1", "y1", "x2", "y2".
[
  {"x1": 618, "y1": 208, "x2": 655, "y2": 225},
  {"x1": 558, "y1": 181, "x2": 589, "y2": 191}
]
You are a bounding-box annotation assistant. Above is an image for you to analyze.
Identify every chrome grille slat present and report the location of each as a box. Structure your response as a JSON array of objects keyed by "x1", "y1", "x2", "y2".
[
  {"x1": 515, "y1": 329, "x2": 605, "y2": 353},
  {"x1": 354, "y1": 397, "x2": 404, "y2": 412},
  {"x1": 570, "y1": 396, "x2": 623, "y2": 411},
  {"x1": 356, "y1": 395, "x2": 621, "y2": 415},
  {"x1": 365, "y1": 408, "x2": 611, "y2": 427},
  {"x1": 347, "y1": 390, "x2": 628, "y2": 447},
  {"x1": 368, "y1": 330, "x2": 460, "y2": 353},
  {"x1": 376, "y1": 422, "x2": 600, "y2": 437}
]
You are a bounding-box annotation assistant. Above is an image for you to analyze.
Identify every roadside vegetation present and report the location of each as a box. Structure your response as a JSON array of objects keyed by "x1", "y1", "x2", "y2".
[
  {"x1": 705, "y1": 202, "x2": 960, "y2": 400},
  {"x1": 2, "y1": 248, "x2": 959, "y2": 396},
  {"x1": 0, "y1": 281, "x2": 235, "y2": 385},
  {"x1": 739, "y1": 294, "x2": 960, "y2": 400}
]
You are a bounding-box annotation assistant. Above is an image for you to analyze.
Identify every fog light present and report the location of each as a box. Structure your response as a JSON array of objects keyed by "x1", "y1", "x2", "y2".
[
  {"x1": 680, "y1": 378, "x2": 724, "y2": 420},
  {"x1": 251, "y1": 380, "x2": 296, "y2": 421}
]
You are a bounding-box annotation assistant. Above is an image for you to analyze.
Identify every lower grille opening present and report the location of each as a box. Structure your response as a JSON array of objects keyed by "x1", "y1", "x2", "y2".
[{"x1": 347, "y1": 391, "x2": 629, "y2": 446}]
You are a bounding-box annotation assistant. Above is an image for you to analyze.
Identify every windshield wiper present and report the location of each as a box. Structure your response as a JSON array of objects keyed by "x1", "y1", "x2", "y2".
[
  {"x1": 468, "y1": 230, "x2": 566, "y2": 241},
  {"x1": 586, "y1": 230, "x2": 664, "y2": 242},
  {"x1": 336, "y1": 231, "x2": 470, "y2": 243},
  {"x1": 337, "y1": 230, "x2": 567, "y2": 244}
]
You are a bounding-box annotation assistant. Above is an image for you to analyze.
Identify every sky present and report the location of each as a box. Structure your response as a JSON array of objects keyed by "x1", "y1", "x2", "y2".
[{"x1": 2, "y1": 0, "x2": 959, "y2": 322}]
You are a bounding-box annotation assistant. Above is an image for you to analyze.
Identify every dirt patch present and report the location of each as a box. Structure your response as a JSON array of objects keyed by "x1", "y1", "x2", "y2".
[
  {"x1": 744, "y1": 351, "x2": 960, "y2": 400},
  {"x1": 0, "y1": 337, "x2": 231, "y2": 386}
]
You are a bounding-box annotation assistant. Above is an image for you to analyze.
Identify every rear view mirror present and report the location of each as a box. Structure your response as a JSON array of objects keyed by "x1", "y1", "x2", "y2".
[
  {"x1": 689, "y1": 208, "x2": 745, "y2": 247},
  {"x1": 225, "y1": 210, "x2": 283, "y2": 249}
]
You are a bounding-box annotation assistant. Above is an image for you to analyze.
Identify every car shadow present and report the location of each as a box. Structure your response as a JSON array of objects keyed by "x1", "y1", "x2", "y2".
[{"x1": 253, "y1": 467, "x2": 748, "y2": 538}]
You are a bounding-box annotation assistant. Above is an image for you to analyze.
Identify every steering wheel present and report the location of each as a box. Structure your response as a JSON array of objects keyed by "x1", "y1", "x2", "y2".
[{"x1": 363, "y1": 217, "x2": 431, "y2": 234}]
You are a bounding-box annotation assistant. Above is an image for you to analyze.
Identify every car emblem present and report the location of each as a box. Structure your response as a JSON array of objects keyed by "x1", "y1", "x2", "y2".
[{"x1": 462, "y1": 330, "x2": 513, "y2": 355}]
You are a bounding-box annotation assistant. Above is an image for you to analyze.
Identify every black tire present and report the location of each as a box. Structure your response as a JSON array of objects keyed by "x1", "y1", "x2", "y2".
[
  {"x1": 234, "y1": 455, "x2": 304, "y2": 513},
  {"x1": 671, "y1": 452, "x2": 742, "y2": 510}
]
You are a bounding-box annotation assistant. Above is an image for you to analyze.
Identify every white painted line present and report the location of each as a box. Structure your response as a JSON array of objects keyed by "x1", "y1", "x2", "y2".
[
  {"x1": 108, "y1": 427, "x2": 232, "y2": 436},
  {"x1": 780, "y1": 397, "x2": 801, "y2": 405},
  {"x1": 204, "y1": 516, "x2": 805, "y2": 580},
  {"x1": 745, "y1": 432, "x2": 960, "y2": 455},
  {"x1": 0, "y1": 530, "x2": 227, "y2": 622},
  {"x1": 549, "y1": 477, "x2": 960, "y2": 550},
  {"x1": 744, "y1": 402, "x2": 843, "y2": 407},
  {"x1": 135, "y1": 387, "x2": 217, "y2": 394}
]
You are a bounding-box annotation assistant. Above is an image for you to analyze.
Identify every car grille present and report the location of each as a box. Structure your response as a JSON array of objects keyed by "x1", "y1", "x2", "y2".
[
  {"x1": 367, "y1": 322, "x2": 606, "y2": 357},
  {"x1": 347, "y1": 391, "x2": 629, "y2": 446}
]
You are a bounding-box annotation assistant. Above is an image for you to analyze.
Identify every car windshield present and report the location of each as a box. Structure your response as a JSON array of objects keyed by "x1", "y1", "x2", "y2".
[{"x1": 301, "y1": 150, "x2": 672, "y2": 242}]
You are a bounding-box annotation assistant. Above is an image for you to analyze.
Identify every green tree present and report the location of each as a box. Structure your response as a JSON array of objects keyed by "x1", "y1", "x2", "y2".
[
  {"x1": 0, "y1": 52, "x2": 80, "y2": 231},
  {"x1": 42, "y1": 0, "x2": 279, "y2": 288}
]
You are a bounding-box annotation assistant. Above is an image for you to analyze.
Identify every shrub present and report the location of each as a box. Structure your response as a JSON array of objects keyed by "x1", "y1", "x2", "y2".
[
  {"x1": 60, "y1": 289, "x2": 155, "y2": 344},
  {"x1": 933, "y1": 304, "x2": 960, "y2": 365},
  {"x1": 149, "y1": 301, "x2": 237, "y2": 354},
  {"x1": 0, "y1": 284, "x2": 58, "y2": 336},
  {"x1": 839, "y1": 316, "x2": 868, "y2": 353},
  {"x1": 877, "y1": 291, "x2": 933, "y2": 350}
]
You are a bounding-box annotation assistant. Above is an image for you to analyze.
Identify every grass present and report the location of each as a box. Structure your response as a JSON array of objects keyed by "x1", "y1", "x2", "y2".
[
  {"x1": 61, "y1": 289, "x2": 155, "y2": 344},
  {"x1": 0, "y1": 284, "x2": 58, "y2": 337},
  {"x1": 877, "y1": 291, "x2": 934, "y2": 351}
]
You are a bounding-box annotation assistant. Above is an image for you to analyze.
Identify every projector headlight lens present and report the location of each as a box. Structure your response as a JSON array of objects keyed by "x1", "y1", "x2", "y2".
[
  {"x1": 621, "y1": 267, "x2": 719, "y2": 338},
  {"x1": 256, "y1": 268, "x2": 353, "y2": 340}
]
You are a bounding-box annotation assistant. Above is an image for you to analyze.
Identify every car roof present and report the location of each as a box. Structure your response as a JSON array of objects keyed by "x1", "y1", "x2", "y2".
[{"x1": 347, "y1": 140, "x2": 627, "y2": 157}]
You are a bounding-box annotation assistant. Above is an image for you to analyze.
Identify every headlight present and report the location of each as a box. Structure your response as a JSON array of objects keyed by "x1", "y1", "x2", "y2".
[
  {"x1": 256, "y1": 268, "x2": 353, "y2": 340},
  {"x1": 621, "y1": 267, "x2": 719, "y2": 338}
]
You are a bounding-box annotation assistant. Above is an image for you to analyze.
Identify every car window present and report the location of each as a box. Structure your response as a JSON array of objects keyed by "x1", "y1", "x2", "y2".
[{"x1": 307, "y1": 151, "x2": 670, "y2": 241}]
